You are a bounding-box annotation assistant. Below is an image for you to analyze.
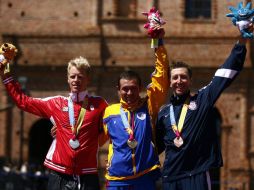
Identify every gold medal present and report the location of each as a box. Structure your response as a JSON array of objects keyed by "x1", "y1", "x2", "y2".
[
  {"x1": 173, "y1": 136, "x2": 184, "y2": 148},
  {"x1": 127, "y1": 139, "x2": 138, "y2": 149}
]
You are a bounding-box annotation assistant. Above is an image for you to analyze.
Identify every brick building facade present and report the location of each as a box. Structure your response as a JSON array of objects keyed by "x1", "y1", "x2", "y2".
[{"x1": 0, "y1": 0, "x2": 254, "y2": 189}]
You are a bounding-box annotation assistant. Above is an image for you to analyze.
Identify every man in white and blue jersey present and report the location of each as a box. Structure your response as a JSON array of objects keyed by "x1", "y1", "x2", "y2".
[{"x1": 156, "y1": 24, "x2": 253, "y2": 190}]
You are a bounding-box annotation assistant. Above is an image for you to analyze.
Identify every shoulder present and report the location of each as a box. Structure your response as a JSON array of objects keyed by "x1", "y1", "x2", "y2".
[
  {"x1": 88, "y1": 94, "x2": 105, "y2": 101},
  {"x1": 159, "y1": 103, "x2": 170, "y2": 112},
  {"x1": 40, "y1": 95, "x2": 67, "y2": 102},
  {"x1": 88, "y1": 95, "x2": 108, "y2": 106},
  {"x1": 156, "y1": 103, "x2": 171, "y2": 123},
  {"x1": 105, "y1": 103, "x2": 120, "y2": 112},
  {"x1": 104, "y1": 103, "x2": 121, "y2": 118},
  {"x1": 158, "y1": 103, "x2": 170, "y2": 117}
]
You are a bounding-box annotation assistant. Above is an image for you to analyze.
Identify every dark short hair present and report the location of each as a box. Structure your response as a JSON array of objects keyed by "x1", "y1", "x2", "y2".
[
  {"x1": 117, "y1": 70, "x2": 142, "y2": 89},
  {"x1": 170, "y1": 61, "x2": 192, "y2": 78}
]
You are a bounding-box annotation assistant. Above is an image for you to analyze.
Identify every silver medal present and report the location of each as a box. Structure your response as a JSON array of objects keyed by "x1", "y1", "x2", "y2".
[
  {"x1": 173, "y1": 137, "x2": 184, "y2": 148},
  {"x1": 127, "y1": 139, "x2": 138, "y2": 149},
  {"x1": 69, "y1": 139, "x2": 80, "y2": 149}
]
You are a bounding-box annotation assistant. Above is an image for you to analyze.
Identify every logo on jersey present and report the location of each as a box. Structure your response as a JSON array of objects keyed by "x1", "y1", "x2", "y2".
[
  {"x1": 137, "y1": 113, "x2": 146, "y2": 120},
  {"x1": 189, "y1": 101, "x2": 197, "y2": 110},
  {"x1": 62, "y1": 107, "x2": 68, "y2": 112},
  {"x1": 90, "y1": 105, "x2": 94, "y2": 110}
]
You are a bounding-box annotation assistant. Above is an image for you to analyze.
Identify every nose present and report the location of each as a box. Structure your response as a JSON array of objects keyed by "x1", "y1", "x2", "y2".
[
  {"x1": 73, "y1": 75, "x2": 79, "y2": 81},
  {"x1": 127, "y1": 89, "x2": 132, "y2": 95},
  {"x1": 176, "y1": 76, "x2": 182, "y2": 83}
]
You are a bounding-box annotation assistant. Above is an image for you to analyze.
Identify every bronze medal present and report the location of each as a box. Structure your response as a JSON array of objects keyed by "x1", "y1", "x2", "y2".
[
  {"x1": 173, "y1": 136, "x2": 184, "y2": 148},
  {"x1": 69, "y1": 139, "x2": 80, "y2": 149},
  {"x1": 127, "y1": 139, "x2": 138, "y2": 149}
]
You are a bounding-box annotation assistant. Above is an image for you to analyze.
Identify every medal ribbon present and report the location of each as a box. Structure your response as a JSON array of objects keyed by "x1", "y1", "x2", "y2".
[
  {"x1": 170, "y1": 96, "x2": 190, "y2": 138},
  {"x1": 120, "y1": 107, "x2": 135, "y2": 141},
  {"x1": 68, "y1": 97, "x2": 87, "y2": 140}
]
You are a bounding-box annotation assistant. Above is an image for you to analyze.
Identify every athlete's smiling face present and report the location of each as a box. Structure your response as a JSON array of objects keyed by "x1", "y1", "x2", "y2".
[
  {"x1": 118, "y1": 79, "x2": 140, "y2": 105},
  {"x1": 68, "y1": 66, "x2": 89, "y2": 93},
  {"x1": 170, "y1": 67, "x2": 192, "y2": 96}
]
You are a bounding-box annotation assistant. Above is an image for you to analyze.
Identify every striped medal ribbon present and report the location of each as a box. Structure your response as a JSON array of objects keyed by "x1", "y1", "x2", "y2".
[{"x1": 169, "y1": 97, "x2": 190, "y2": 148}]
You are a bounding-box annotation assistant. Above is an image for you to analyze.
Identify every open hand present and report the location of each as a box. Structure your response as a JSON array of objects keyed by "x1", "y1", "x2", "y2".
[
  {"x1": 1, "y1": 43, "x2": 18, "y2": 61},
  {"x1": 151, "y1": 24, "x2": 165, "y2": 38}
]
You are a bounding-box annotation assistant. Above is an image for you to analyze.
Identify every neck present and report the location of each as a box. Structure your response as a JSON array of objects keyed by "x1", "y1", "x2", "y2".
[
  {"x1": 69, "y1": 91, "x2": 87, "y2": 102},
  {"x1": 120, "y1": 97, "x2": 146, "y2": 112},
  {"x1": 171, "y1": 91, "x2": 190, "y2": 105}
]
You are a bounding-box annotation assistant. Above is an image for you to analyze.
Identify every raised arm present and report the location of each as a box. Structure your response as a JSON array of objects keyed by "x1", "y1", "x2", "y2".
[
  {"x1": 147, "y1": 27, "x2": 170, "y2": 125},
  {"x1": 0, "y1": 48, "x2": 53, "y2": 118},
  {"x1": 199, "y1": 35, "x2": 247, "y2": 106}
]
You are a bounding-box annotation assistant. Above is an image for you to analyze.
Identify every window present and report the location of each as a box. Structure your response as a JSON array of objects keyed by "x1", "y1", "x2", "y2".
[
  {"x1": 185, "y1": 0, "x2": 211, "y2": 19},
  {"x1": 116, "y1": 0, "x2": 137, "y2": 18}
]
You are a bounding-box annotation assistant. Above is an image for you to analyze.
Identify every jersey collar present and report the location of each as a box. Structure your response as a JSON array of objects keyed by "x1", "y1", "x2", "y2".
[{"x1": 69, "y1": 91, "x2": 88, "y2": 102}]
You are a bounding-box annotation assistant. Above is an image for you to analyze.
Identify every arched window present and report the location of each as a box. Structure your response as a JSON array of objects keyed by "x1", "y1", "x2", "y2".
[
  {"x1": 185, "y1": 0, "x2": 212, "y2": 19},
  {"x1": 28, "y1": 119, "x2": 53, "y2": 168}
]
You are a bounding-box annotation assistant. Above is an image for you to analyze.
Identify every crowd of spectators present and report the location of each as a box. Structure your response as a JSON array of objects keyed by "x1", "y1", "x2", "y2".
[{"x1": 0, "y1": 157, "x2": 48, "y2": 190}]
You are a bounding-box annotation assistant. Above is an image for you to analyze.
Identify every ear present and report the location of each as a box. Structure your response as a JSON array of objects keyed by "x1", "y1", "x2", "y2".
[
  {"x1": 169, "y1": 72, "x2": 172, "y2": 87},
  {"x1": 238, "y1": 2, "x2": 243, "y2": 9},
  {"x1": 169, "y1": 79, "x2": 172, "y2": 88},
  {"x1": 246, "y1": 2, "x2": 251, "y2": 10}
]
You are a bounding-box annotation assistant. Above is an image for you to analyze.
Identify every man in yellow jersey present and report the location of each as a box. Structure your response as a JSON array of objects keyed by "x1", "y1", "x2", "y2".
[{"x1": 103, "y1": 26, "x2": 169, "y2": 190}]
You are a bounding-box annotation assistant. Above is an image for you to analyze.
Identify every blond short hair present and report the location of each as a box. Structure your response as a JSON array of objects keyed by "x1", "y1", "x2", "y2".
[{"x1": 67, "y1": 56, "x2": 91, "y2": 76}]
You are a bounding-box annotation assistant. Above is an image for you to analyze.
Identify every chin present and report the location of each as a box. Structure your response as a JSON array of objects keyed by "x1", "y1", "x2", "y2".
[
  {"x1": 175, "y1": 91, "x2": 183, "y2": 95},
  {"x1": 71, "y1": 89, "x2": 79, "y2": 93},
  {"x1": 126, "y1": 100, "x2": 133, "y2": 104},
  {"x1": 175, "y1": 92, "x2": 186, "y2": 96}
]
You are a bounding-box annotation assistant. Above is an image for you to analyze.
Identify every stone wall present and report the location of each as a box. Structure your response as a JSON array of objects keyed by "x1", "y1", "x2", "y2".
[{"x1": 0, "y1": 1, "x2": 253, "y2": 189}]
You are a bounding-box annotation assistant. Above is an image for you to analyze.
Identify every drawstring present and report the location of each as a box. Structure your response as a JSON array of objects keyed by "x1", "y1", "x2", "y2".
[{"x1": 73, "y1": 175, "x2": 81, "y2": 190}]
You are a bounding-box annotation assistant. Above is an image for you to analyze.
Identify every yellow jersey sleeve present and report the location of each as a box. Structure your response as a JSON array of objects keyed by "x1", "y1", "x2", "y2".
[{"x1": 147, "y1": 45, "x2": 170, "y2": 128}]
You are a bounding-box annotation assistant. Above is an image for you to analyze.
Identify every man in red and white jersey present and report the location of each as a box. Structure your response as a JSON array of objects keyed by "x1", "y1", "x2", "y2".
[{"x1": 0, "y1": 54, "x2": 108, "y2": 190}]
